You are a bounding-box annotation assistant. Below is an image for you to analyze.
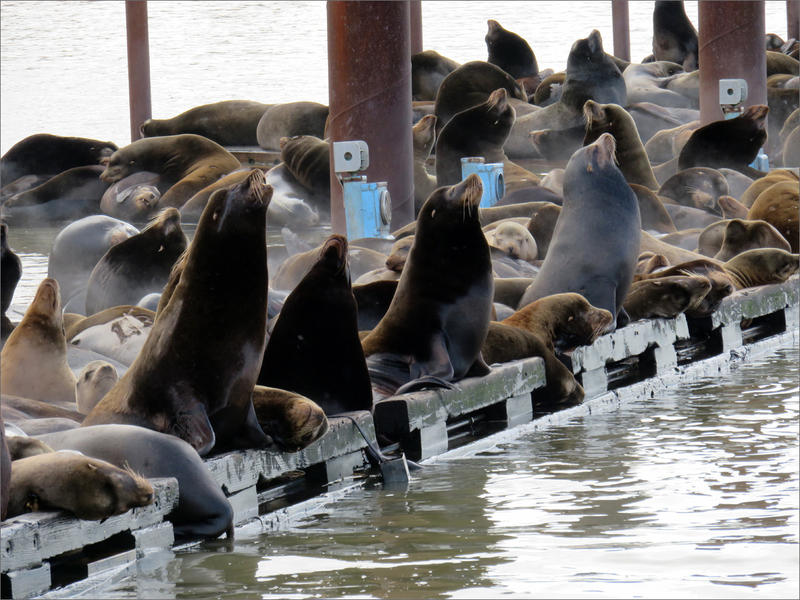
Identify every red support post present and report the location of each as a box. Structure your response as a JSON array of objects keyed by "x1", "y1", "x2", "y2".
[
  {"x1": 410, "y1": 1, "x2": 423, "y2": 54},
  {"x1": 698, "y1": 1, "x2": 767, "y2": 125},
  {"x1": 125, "y1": 0, "x2": 152, "y2": 142},
  {"x1": 612, "y1": 0, "x2": 631, "y2": 62},
  {"x1": 788, "y1": 1, "x2": 800, "y2": 40},
  {"x1": 326, "y1": 1, "x2": 415, "y2": 234}
]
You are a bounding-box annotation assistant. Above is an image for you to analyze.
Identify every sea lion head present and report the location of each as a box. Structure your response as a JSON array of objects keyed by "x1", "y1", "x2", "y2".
[
  {"x1": 204, "y1": 169, "x2": 272, "y2": 233},
  {"x1": 76, "y1": 360, "x2": 119, "y2": 415},
  {"x1": 318, "y1": 234, "x2": 350, "y2": 280},
  {"x1": 27, "y1": 278, "x2": 63, "y2": 331},
  {"x1": 99, "y1": 147, "x2": 135, "y2": 183},
  {"x1": 567, "y1": 29, "x2": 605, "y2": 70},
  {"x1": 626, "y1": 275, "x2": 712, "y2": 319},
  {"x1": 485, "y1": 221, "x2": 538, "y2": 261},
  {"x1": 724, "y1": 248, "x2": 799, "y2": 288},
  {"x1": 412, "y1": 114, "x2": 437, "y2": 159}
]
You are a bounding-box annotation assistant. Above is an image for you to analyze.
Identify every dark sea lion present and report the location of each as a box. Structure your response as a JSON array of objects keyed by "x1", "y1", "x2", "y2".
[
  {"x1": 528, "y1": 125, "x2": 586, "y2": 162},
  {"x1": 0, "y1": 134, "x2": 117, "y2": 184},
  {"x1": 722, "y1": 248, "x2": 799, "y2": 289},
  {"x1": 353, "y1": 279, "x2": 399, "y2": 332},
  {"x1": 1, "y1": 222, "x2": 22, "y2": 334},
  {"x1": 280, "y1": 135, "x2": 330, "y2": 197},
  {"x1": 717, "y1": 195, "x2": 750, "y2": 219},
  {"x1": 259, "y1": 235, "x2": 373, "y2": 415},
  {"x1": 250, "y1": 386, "x2": 329, "y2": 452},
  {"x1": 485, "y1": 19, "x2": 538, "y2": 80},
  {"x1": 652, "y1": 0, "x2": 698, "y2": 71},
  {"x1": 623, "y1": 275, "x2": 711, "y2": 321},
  {"x1": 740, "y1": 169, "x2": 798, "y2": 208},
  {"x1": 481, "y1": 321, "x2": 583, "y2": 409},
  {"x1": 518, "y1": 134, "x2": 640, "y2": 329},
  {"x1": 84, "y1": 170, "x2": 272, "y2": 456},
  {"x1": 0, "y1": 414, "x2": 8, "y2": 519},
  {"x1": 1, "y1": 278, "x2": 76, "y2": 404},
  {"x1": 256, "y1": 101, "x2": 329, "y2": 151},
  {"x1": 99, "y1": 134, "x2": 241, "y2": 209},
  {"x1": 628, "y1": 184, "x2": 677, "y2": 233},
  {"x1": 506, "y1": 30, "x2": 626, "y2": 158},
  {"x1": 413, "y1": 115, "x2": 438, "y2": 214},
  {"x1": 525, "y1": 202, "x2": 561, "y2": 258},
  {"x1": 644, "y1": 120, "x2": 700, "y2": 164},
  {"x1": 85, "y1": 208, "x2": 187, "y2": 315},
  {"x1": 7, "y1": 451, "x2": 153, "y2": 520},
  {"x1": 712, "y1": 218, "x2": 792, "y2": 261},
  {"x1": 658, "y1": 167, "x2": 728, "y2": 214},
  {"x1": 140, "y1": 100, "x2": 270, "y2": 146},
  {"x1": 361, "y1": 174, "x2": 493, "y2": 398},
  {"x1": 76, "y1": 360, "x2": 119, "y2": 415},
  {"x1": 678, "y1": 105, "x2": 769, "y2": 178},
  {"x1": 48, "y1": 215, "x2": 139, "y2": 313},
  {"x1": 503, "y1": 292, "x2": 613, "y2": 352},
  {"x1": 434, "y1": 60, "x2": 526, "y2": 134},
  {"x1": 747, "y1": 181, "x2": 799, "y2": 252},
  {"x1": 36, "y1": 424, "x2": 232, "y2": 539},
  {"x1": 583, "y1": 100, "x2": 659, "y2": 190},
  {"x1": 412, "y1": 50, "x2": 460, "y2": 101},
  {"x1": 5, "y1": 436, "x2": 53, "y2": 461},
  {"x1": 100, "y1": 171, "x2": 162, "y2": 223}
]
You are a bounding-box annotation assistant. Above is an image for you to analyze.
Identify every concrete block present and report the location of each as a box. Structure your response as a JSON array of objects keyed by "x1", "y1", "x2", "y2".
[
  {"x1": 228, "y1": 486, "x2": 259, "y2": 525},
  {"x1": 2, "y1": 563, "x2": 50, "y2": 599}
]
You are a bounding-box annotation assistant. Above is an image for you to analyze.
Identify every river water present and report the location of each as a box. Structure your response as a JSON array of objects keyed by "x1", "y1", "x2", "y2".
[{"x1": 2, "y1": 2, "x2": 798, "y2": 598}]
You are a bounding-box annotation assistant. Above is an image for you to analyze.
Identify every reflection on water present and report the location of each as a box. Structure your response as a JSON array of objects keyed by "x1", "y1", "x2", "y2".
[{"x1": 86, "y1": 342, "x2": 798, "y2": 599}]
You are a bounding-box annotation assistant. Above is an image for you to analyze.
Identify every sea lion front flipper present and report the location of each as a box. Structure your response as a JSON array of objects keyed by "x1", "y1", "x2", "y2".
[
  {"x1": 172, "y1": 402, "x2": 216, "y2": 456},
  {"x1": 409, "y1": 331, "x2": 455, "y2": 382}
]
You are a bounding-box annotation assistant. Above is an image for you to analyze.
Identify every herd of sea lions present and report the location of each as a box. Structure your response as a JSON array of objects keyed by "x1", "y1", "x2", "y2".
[{"x1": 1, "y1": 2, "x2": 799, "y2": 541}]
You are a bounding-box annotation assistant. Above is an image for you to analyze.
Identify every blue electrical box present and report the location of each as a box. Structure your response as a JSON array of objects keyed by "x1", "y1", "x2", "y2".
[
  {"x1": 342, "y1": 175, "x2": 392, "y2": 240},
  {"x1": 460, "y1": 157, "x2": 505, "y2": 207}
]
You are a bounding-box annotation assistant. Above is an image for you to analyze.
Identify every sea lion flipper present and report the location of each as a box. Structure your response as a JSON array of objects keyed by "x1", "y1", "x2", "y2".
[
  {"x1": 409, "y1": 331, "x2": 454, "y2": 381},
  {"x1": 173, "y1": 402, "x2": 215, "y2": 456},
  {"x1": 465, "y1": 352, "x2": 491, "y2": 377}
]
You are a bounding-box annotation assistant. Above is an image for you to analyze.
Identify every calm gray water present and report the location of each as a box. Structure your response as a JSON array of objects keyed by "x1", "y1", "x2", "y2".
[{"x1": 2, "y1": 2, "x2": 798, "y2": 598}]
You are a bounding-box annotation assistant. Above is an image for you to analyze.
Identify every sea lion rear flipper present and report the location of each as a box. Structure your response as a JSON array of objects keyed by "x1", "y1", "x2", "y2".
[
  {"x1": 173, "y1": 402, "x2": 215, "y2": 456},
  {"x1": 465, "y1": 352, "x2": 491, "y2": 377},
  {"x1": 409, "y1": 331, "x2": 454, "y2": 381}
]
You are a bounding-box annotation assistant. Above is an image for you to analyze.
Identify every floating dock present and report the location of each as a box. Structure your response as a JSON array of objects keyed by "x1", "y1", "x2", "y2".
[{"x1": 1, "y1": 276, "x2": 798, "y2": 599}]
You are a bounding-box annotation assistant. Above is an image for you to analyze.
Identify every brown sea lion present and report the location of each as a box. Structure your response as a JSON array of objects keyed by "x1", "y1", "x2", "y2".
[
  {"x1": 251, "y1": 386, "x2": 329, "y2": 452},
  {"x1": 658, "y1": 167, "x2": 729, "y2": 214},
  {"x1": 518, "y1": 134, "x2": 640, "y2": 329},
  {"x1": 493, "y1": 277, "x2": 534, "y2": 309},
  {"x1": 780, "y1": 125, "x2": 800, "y2": 167},
  {"x1": 75, "y1": 360, "x2": 119, "y2": 415},
  {"x1": 259, "y1": 235, "x2": 373, "y2": 416},
  {"x1": 1, "y1": 394, "x2": 82, "y2": 422},
  {"x1": 7, "y1": 452, "x2": 153, "y2": 520},
  {"x1": 83, "y1": 170, "x2": 273, "y2": 456},
  {"x1": 640, "y1": 230, "x2": 721, "y2": 265},
  {"x1": 634, "y1": 259, "x2": 734, "y2": 316},
  {"x1": 717, "y1": 195, "x2": 749, "y2": 219},
  {"x1": 533, "y1": 71, "x2": 566, "y2": 107},
  {"x1": 361, "y1": 174, "x2": 493, "y2": 398},
  {"x1": 644, "y1": 120, "x2": 700, "y2": 164},
  {"x1": 739, "y1": 169, "x2": 798, "y2": 208},
  {"x1": 485, "y1": 19, "x2": 538, "y2": 80},
  {"x1": 413, "y1": 115, "x2": 438, "y2": 214},
  {"x1": 256, "y1": 102, "x2": 329, "y2": 151},
  {"x1": 747, "y1": 181, "x2": 799, "y2": 252},
  {"x1": 503, "y1": 292, "x2": 613, "y2": 352},
  {"x1": 140, "y1": 100, "x2": 270, "y2": 146},
  {"x1": 0, "y1": 278, "x2": 76, "y2": 405},
  {"x1": 526, "y1": 202, "x2": 561, "y2": 258},
  {"x1": 5, "y1": 437, "x2": 53, "y2": 460},
  {"x1": 0, "y1": 134, "x2": 117, "y2": 184},
  {"x1": 99, "y1": 134, "x2": 241, "y2": 209},
  {"x1": 412, "y1": 50, "x2": 460, "y2": 101},
  {"x1": 583, "y1": 100, "x2": 659, "y2": 190},
  {"x1": 722, "y1": 248, "x2": 799, "y2": 289},
  {"x1": 766, "y1": 50, "x2": 800, "y2": 76},
  {"x1": 180, "y1": 168, "x2": 253, "y2": 221},
  {"x1": 629, "y1": 184, "x2": 678, "y2": 233},
  {"x1": 623, "y1": 275, "x2": 711, "y2": 321},
  {"x1": 713, "y1": 219, "x2": 792, "y2": 261},
  {"x1": 652, "y1": 0, "x2": 698, "y2": 71}
]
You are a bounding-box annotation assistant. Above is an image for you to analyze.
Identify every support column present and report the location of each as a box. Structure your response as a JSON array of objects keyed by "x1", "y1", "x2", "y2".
[
  {"x1": 327, "y1": 1, "x2": 414, "y2": 234},
  {"x1": 410, "y1": 1, "x2": 423, "y2": 54},
  {"x1": 611, "y1": 0, "x2": 631, "y2": 62},
  {"x1": 789, "y1": 1, "x2": 800, "y2": 40},
  {"x1": 125, "y1": 0, "x2": 152, "y2": 142},
  {"x1": 698, "y1": 1, "x2": 767, "y2": 124}
]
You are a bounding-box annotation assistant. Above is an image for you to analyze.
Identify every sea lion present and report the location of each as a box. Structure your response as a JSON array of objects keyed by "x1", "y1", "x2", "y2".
[
  {"x1": 259, "y1": 235, "x2": 373, "y2": 415},
  {"x1": 69, "y1": 314, "x2": 152, "y2": 367},
  {"x1": 99, "y1": 134, "x2": 241, "y2": 209},
  {"x1": 361, "y1": 174, "x2": 493, "y2": 398},
  {"x1": 271, "y1": 241, "x2": 386, "y2": 292},
  {"x1": 413, "y1": 115, "x2": 438, "y2": 214},
  {"x1": 739, "y1": 169, "x2": 798, "y2": 208},
  {"x1": 747, "y1": 181, "x2": 799, "y2": 252},
  {"x1": 652, "y1": 0, "x2": 698, "y2": 71},
  {"x1": 412, "y1": 50, "x2": 460, "y2": 101},
  {"x1": 623, "y1": 61, "x2": 694, "y2": 108},
  {"x1": 256, "y1": 101, "x2": 329, "y2": 151},
  {"x1": 36, "y1": 425, "x2": 232, "y2": 539},
  {"x1": 481, "y1": 321, "x2": 583, "y2": 409},
  {"x1": 663, "y1": 202, "x2": 722, "y2": 229},
  {"x1": 140, "y1": 100, "x2": 270, "y2": 146},
  {"x1": 280, "y1": 135, "x2": 330, "y2": 197},
  {"x1": 84, "y1": 208, "x2": 187, "y2": 315},
  {"x1": 640, "y1": 230, "x2": 720, "y2": 265},
  {"x1": 628, "y1": 184, "x2": 678, "y2": 233},
  {"x1": 525, "y1": 202, "x2": 561, "y2": 259},
  {"x1": 623, "y1": 275, "x2": 711, "y2": 321},
  {"x1": 484, "y1": 220, "x2": 537, "y2": 261},
  {"x1": 1, "y1": 222, "x2": 22, "y2": 336},
  {"x1": 658, "y1": 227, "x2": 704, "y2": 250},
  {"x1": 781, "y1": 125, "x2": 800, "y2": 167},
  {"x1": 533, "y1": 71, "x2": 566, "y2": 107},
  {"x1": 47, "y1": 215, "x2": 139, "y2": 314},
  {"x1": 766, "y1": 50, "x2": 800, "y2": 76},
  {"x1": 5, "y1": 436, "x2": 53, "y2": 460},
  {"x1": 717, "y1": 195, "x2": 750, "y2": 219},
  {"x1": 75, "y1": 360, "x2": 119, "y2": 415},
  {"x1": 485, "y1": 19, "x2": 538, "y2": 80},
  {"x1": 518, "y1": 134, "x2": 640, "y2": 329},
  {"x1": 636, "y1": 251, "x2": 670, "y2": 275},
  {"x1": 528, "y1": 126, "x2": 586, "y2": 162},
  {"x1": 250, "y1": 386, "x2": 328, "y2": 452},
  {"x1": 583, "y1": 100, "x2": 659, "y2": 189},
  {"x1": 635, "y1": 259, "x2": 734, "y2": 317},
  {"x1": 100, "y1": 171, "x2": 162, "y2": 223},
  {"x1": 767, "y1": 86, "x2": 800, "y2": 156},
  {"x1": 492, "y1": 277, "x2": 534, "y2": 309},
  {"x1": 65, "y1": 305, "x2": 155, "y2": 341},
  {"x1": 678, "y1": 105, "x2": 769, "y2": 178},
  {"x1": 7, "y1": 451, "x2": 153, "y2": 520},
  {"x1": 658, "y1": 167, "x2": 728, "y2": 214},
  {"x1": 179, "y1": 168, "x2": 253, "y2": 221},
  {"x1": 433, "y1": 60, "x2": 526, "y2": 134},
  {"x1": 0, "y1": 134, "x2": 117, "y2": 184},
  {"x1": 506, "y1": 30, "x2": 626, "y2": 158},
  {"x1": 83, "y1": 170, "x2": 272, "y2": 456},
  {"x1": 644, "y1": 120, "x2": 701, "y2": 164},
  {"x1": 1, "y1": 278, "x2": 76, "y2": 405},
  {"x1": 353, "y1": 279, "x2": 399, "y2": 331},
  {"x1": 722, "y1": 248, "x2": 799, "y2": 289},
  {"x1": 713, "y1": 218, "x2": 792, "y2": 261}
]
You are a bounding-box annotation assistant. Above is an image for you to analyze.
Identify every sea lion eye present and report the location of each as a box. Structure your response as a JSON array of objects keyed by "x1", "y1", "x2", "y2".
[
  {"x1": 431, "y1": 209, "x2": 436, "y2": 218},
  {"x1": 129, "y1": 160, "x2": 135, "y2": 165}
]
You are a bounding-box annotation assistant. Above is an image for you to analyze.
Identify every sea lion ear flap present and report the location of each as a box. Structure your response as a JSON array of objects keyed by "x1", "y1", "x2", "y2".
[{"x1": 173, "y1": 402, "x2": 216, "y2": 457}]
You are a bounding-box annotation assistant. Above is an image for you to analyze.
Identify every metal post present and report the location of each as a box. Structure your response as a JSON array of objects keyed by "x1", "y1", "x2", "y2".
[
  {"x1": 410, "y1": 0, "x2": 423, "y2": 54},
  {"x1": 125, "y1": 0, "x2": 152, "y2": 142},
  {"x1": 611, "y1": 0, "x2": 631, "y2": 62},
  {"x1": 327, "y1": 1, "x2": 414, "y2": 234},
  {"x1": 698, "y1": 1, "x2": 767, "y2": 124},
  {"x1": 788, "y1": 1, "x2": 800, "y2": 40}
]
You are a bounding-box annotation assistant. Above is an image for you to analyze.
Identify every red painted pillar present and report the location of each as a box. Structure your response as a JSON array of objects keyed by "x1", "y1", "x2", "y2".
[
  {"x1": 788, "y1": 1, "x2": 800, "y2": 40},
  {"x1": 698, "y1": 1, "x2": 767, "y2": 124},
  {"x1": 612, "y1": 0, "x2": 631, "y2": 62},
  {"x1": 125, "y1": 0, "x2": 152, "y2": 142},
  {"x1": 327, "y1": 1, "x2": 414, "y2": 234},
  {"x1": 410, "y1": 1, "x2": 423, "y2": 54}
]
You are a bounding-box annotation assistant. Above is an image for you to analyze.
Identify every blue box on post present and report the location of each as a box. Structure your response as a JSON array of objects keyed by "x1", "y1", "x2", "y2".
[
  {"x1": 342, "y1": 175, "x2": 392, "y2": 240},
  {"x1": 460, "y1": 157, "x2": 504, "y2": 207}
]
